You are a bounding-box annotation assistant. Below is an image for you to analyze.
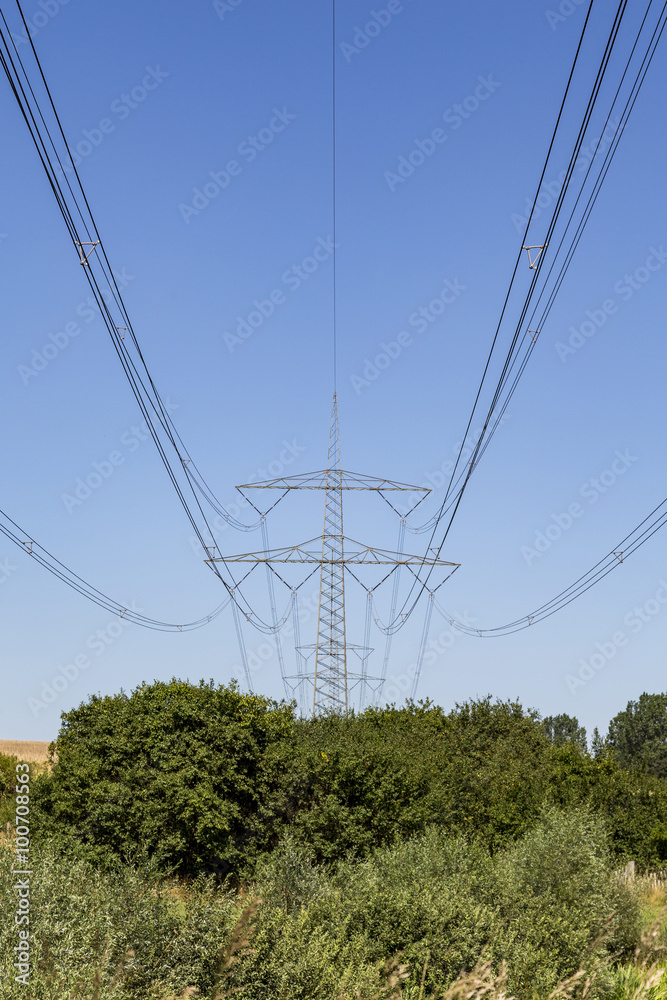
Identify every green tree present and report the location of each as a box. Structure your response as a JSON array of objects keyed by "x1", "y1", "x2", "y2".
[
  {"x1": 542, "y1": 713, "x2": 587, "y2": 750},
  {"x1": 32, "y1": 679, "x2": 295, "y2": 876},
  {"x1": 607, "y1": 692, "x2": 667, "y2": 778},
  {"x1": 265, "y1": 697, "x2": 555, "y2": 861},
  {"x1": 32, "y1": 685, "x2": 667, "y2": 877}
]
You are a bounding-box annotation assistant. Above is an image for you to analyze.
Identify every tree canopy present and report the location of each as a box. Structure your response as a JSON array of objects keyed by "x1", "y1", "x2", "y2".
[{"x1": 27, "y1": 681, "x2": 667, "y2": 876}]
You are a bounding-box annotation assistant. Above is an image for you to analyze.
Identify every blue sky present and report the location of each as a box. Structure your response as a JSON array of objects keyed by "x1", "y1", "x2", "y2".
[{"x1": 1, "y1": 0, "x2": 666, "y2": 741}]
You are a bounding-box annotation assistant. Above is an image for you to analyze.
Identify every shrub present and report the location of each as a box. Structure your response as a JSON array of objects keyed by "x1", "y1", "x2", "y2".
[
  {"x1": 32, "y1": 679, "x2": 295, "y2": 876},
  {"x1": 490, "y1": 807, "x2": 638, "y2": 996},
  {"x1": 34, "y1": 687, "x2": 667, "y2": 878},
  {"x1": 0, "y1": 840, "x2": 236, "y2": 1000},
  {"x1": 0, "y1": 810, "x2": 646, "y2": 1000},
  {"x1": 264, "y1": 698, "x2": 555, "y2": 863},
  {"x1": 0, "y1": 751, "x2": 19, "y2": 828},
  {"x1": 233, "y1": 809, "x2": 640, "y2": 1000}
]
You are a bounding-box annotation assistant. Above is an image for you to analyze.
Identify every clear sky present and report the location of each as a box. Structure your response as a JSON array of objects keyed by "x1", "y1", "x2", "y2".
[{"x1": 1, "y1": 0, "x2": 666, "y2": 742}]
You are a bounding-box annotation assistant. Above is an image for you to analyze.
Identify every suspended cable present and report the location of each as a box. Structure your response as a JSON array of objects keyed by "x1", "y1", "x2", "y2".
[
  {"x1": 261, "y1": 517, "x2": 287, "y2": 686},
  {"x1": 0, "y1": 2, "x2": 286, "y2": 631},
  {"x1": 437, "y1": 493, "x2": 667, "y2": 637},
  {"x1": 0, "y1": 507, "x2": 231, "y2": 631},
  {"x1": 332, "y1": 0, "x2": 337, "y2": 393},
  {"x1": 231, "y1": 598, "x2": 254, "y2": 691},
  {"x1": 409, "y1": 592, "x2": 434, "y2": 701},
  {"x1": 379, "y1": 519, "x2": 406, "y2": 686},
  {"x1": 390, "y1": 0, "x2": 666, "y2": 628},
  {"x1": 3, "y1": 0, "x2": 665, "y2": 659}
]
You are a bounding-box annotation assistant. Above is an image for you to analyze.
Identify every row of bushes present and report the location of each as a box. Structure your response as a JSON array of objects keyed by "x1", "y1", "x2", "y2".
[
  {"x1": 0, "y1": 808, "x2": 648, "y2": 999},
  {"x1": 24, "y1": 681, "x2": 667, "y2": 876}
]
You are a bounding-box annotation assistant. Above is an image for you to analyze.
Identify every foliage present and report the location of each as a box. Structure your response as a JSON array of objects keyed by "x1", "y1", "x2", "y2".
[
  {"x1": 32, "y1": 685, "x2": 667, "y2": 876},
  {"x1": 542, "y1": 713, "x2": 588, "y2": 750},
  {"x1": 1, "y1": 800, "x2": 662, "y2": 999},
  {"x1": 211, "y1": 808, "x2": 641, "y2": 999},
  {"x1": 32, "y1": 678, "x2": 295, "y2": 876},
  {"x1": 0, "y1": 840, "x2": 237, "y2": 1000},
  {"x1": 0, "y1": 750, "x2": 18, "y2": 828},
  {"x1": 16, "y1": 686, "x2": 667, "y2": 997},
  {"x1": 607, "y1": 693, "x2": 667, "y2": 779},
  {"x1": 263, "y1": 697, "x2": 555, "y2": 864},
  {"x1": 0, "y1": 750, "x2": 19, "y2": 796}
]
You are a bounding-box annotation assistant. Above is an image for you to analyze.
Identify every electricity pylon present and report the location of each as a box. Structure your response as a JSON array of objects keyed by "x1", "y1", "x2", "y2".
[
  {"x1": 313, "y1": 392, "x2": 347, "y2": 712},
  {"x1": 207, "y1": 394, "x2": 458, "y2": 714}
]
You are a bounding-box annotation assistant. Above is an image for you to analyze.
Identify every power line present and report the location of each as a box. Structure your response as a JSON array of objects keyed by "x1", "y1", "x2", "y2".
[
  {"x1": 332, "y1": 0, "x2": 338, "y2": 393},
  {"x1": 0, "y1": 508, "x2": 231, "y2": 632},
  {"x1": 439, "y1": 493, "x2": 667, "y2": 638},
  {"x1": 2, "y1": 0, "x2": 666, "y2": 658},
  {"x1": 383, "y1": 0, "x2": 666, "y2": 632},
  {"x1": 0, "y1": 1, "x2": 291, "y2": 632},
  {"x1": 432, "y1": 0, "x2": 630, "y2": 540},
  {"x1": 408, "y1": 0, "x2": 667, "y2": 546},
  {"x1": 0, "y1": 7, "x2": 221, "y2": 557},
  {"x1": 378, "y1": 0, "x2": 607, "y2": 626}
]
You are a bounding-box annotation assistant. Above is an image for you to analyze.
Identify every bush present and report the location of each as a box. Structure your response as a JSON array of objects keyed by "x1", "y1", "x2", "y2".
[
  {"x1": 490, "y1": 807, "x2": 638, "y2": 996},
  {"x1": 232, "y1": 809, "x2": 640, "y2": 1000},
  {"x1": 0, "y1": 840, "x2": 236, "y2": 1000},
  {"x1": 0, "y1": 810, "x2": 647, "y2": 1000},
  {"x1": 34, "y1": 686, "x2": 667, "y2": 878},
  {"x1": 263, "y1": 697, "x2": 555, "y2": 863},
  {"x1": 0, "y1": 751, "x2": 18, "y2": 828},
  {"x1": 0, "y1": 751, "x2": 19, "y2": 797},
  {"x1": 32, "y1": 679, "x2": 295, "y2": 876}
]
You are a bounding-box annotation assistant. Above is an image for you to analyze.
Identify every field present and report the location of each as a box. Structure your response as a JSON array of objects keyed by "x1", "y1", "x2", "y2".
[{"x1": 0, "y1": 740, "x2": 53, "y2": 764}]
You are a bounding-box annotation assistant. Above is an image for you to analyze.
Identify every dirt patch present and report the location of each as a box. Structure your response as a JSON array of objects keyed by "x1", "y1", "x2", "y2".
[{"x1": 0, "y1": 740, "x2": 54, "y2": 764}]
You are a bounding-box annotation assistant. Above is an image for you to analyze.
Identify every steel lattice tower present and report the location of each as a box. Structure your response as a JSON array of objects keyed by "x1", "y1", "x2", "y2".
[
  {"x1": 312, "y1": 393, "x2": 348, "y2": 712},
  {"x1": 206, "y1": 393, "x2": 459, "y2": 714}
]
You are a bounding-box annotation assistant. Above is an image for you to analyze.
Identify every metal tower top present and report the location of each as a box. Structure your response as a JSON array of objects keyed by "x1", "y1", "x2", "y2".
[{"x1": 206, "y1": 394, "x2": 459, "y2": 715}]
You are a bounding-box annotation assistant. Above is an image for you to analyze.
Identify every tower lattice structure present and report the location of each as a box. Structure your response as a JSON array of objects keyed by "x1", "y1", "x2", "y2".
[
  {"x1": 313, "y1": 393, "x2": 347, "y2": 711},
  {"x1": 207, "y1": 394, "x2": 458, "y2": 714}
]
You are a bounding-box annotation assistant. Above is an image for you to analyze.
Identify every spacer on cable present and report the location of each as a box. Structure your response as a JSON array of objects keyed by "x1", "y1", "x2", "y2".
[
  {"x1": 74, "y1": 240, "x2": 100, "y2": 265},
  {"x1": 522, "y1": 244, "x2": 548, "y2": 270}
]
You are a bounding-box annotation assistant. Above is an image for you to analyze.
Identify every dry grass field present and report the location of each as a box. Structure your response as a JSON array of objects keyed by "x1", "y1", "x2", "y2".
[{"x1": 0, "y1": 740, "x2": 53, "y2": 764}]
